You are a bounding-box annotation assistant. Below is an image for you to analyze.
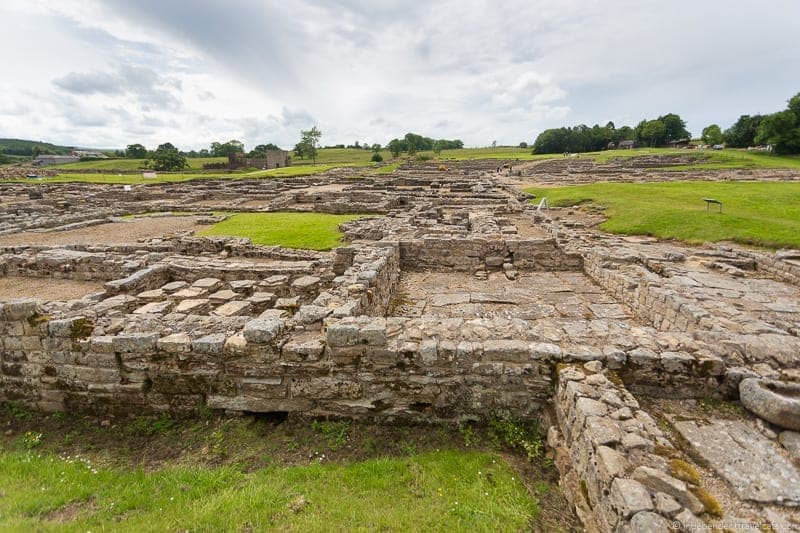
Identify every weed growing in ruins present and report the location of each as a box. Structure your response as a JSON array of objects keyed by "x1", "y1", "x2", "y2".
[
  {"x1": 21, "y1": 431, "x2": 43, "y2": 450},
  {"x1": 310, "y1": 420, "x2": 350, "y2": 451},
  {"x1": 489, "y1": 418, "x2": 545, "y2": 461},
  {"x1": 128, "y1": 414, "x2": 176, "y2": 436},
  {"x1": 459, "y1": 424, "x2": 479, "y2": 447},
  {"x1": 3, "y1": 401, "x2": 31, "y2": 420}
]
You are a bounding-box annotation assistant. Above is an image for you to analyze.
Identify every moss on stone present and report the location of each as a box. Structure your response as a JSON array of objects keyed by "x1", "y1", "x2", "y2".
[
  {"x1": 690, "y1": 487, "x2": 723, "y2": 518},
  {"x1": 669, "y1": 458, "x2": 701, "y2": 485},
  {"x1": 70, "y1": 318, "x2": 94, "y2": 340}
]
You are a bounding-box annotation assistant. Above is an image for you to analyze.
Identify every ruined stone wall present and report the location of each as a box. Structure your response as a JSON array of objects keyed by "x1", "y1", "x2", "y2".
[
  {"x1": 550, "y1": 363, "x2": 709, "y2": 531},
  {"x1": 399, "y1": 237, "x2": 582, "y2": 272}
]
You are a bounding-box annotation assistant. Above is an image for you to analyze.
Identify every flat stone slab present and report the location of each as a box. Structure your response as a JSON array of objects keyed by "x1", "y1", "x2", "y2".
[
  {"x1": 674, "y1": 419, "x2": 800, "y2": 505},
  {"x1": 430, "y1": 293, "x2": 470, "y2": 306},
  {"x1": 212, "y1": 300, "x2": 252, "y2": 317}
]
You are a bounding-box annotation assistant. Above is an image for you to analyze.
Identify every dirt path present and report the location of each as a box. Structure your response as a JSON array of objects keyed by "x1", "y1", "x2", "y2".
[
  {"x1": 0, "y1": 276, "x2": 104, "y2": 300},
  {"x1": 0, "y1": 216, "x2": 210, "y2": 246}
]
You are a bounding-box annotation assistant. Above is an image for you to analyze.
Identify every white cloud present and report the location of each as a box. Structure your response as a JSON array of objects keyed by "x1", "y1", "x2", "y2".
[{"x1": 0, "y1": 0, "x2": 798, "y2": 150}]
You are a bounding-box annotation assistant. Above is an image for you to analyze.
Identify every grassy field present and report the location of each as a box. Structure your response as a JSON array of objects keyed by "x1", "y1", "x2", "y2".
[
  {"x1": 0, "y1": 407, "x2": 563, "y2": 532},
  {"x1": 200, "y1": 212, "x2": 369, "y2": 250},
  {"x1": 587, "y1": 147, "x2": 800, "y2": 169},
  {"x1": 52, "y1": 157, "x2": 226, "y2": 170},
  {"x1": 526, "y1": 181, "x2": 800, "y2": 248}
]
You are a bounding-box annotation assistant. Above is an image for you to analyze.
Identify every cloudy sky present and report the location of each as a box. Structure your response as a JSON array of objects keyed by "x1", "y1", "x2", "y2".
[{"x1": 1, "y1": 0, "x2": 798, "y2": 151}]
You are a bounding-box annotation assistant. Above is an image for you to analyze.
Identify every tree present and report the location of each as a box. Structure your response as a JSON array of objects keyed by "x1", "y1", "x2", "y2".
[
  {"x1": 755, "y1": 92, "x2": 800, "y2": 155},
  {"x1": 126, "y1": 143, "x2": 147, "y2": 158},
  {"x1": 723, "y1": 115, "x2": 765, "y2": 148},
  {"x1": 387, "y1": 139, "x2": 403, "y2": 158},
  {"x1": 248, "y1": 143, "x2": 281, "y2": 157},
  {"x1": 638, "y1": 120, "x2": 667, "y2": 147},
  {"x1": 432, "y1": 140, "x2": 443, "y2": 155},
  {"x1": 210, "y1": 139, "x2": 245, "y2": 157},
  {"x1": 518, "y1": 142, "x2": 528, "y2": 149},
  {"x1": 295, "y1": 127, "x2": 322, "y2": 164},
  {"x1": 658, "y1": 113, "x2": 690, "y2": 141},
  {"x1": 371, "y1": 153, "x2": 383, "y2": 163},
  {"x1": 701, "y1": 124, "x2": 724, "y2": 146},
  {"x1": 0, "y1": 147, "x2": 8, "y2": 165},
  {"x1": 150, "y1": 142, "x2": 188, "y2": 171}
]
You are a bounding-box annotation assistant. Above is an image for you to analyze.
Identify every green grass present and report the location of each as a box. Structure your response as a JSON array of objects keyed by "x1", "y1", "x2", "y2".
[
  {"x1": 200, "y1": 212, "x2": 369, "y2": 250},
  {"x1": 586, "y1": 147, "x2": 800, "y2": 169},
  {"x1": 0, "y1": 449, "x2": 536, "y2": 532},
  {"x1": 51, "y1": 157, "x2": 226, "y2": 170},
  {"x1": 526, "y1": 181, "x2": 800, "y2": 248}
]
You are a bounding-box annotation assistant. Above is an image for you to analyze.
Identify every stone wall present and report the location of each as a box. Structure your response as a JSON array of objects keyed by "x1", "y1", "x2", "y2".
[
  {"x1": 550, "y1": 363, "x2": 709, "y2": 532},
  {"x1": 399, "y1": 237, "x2": 582, "y2": 273}
]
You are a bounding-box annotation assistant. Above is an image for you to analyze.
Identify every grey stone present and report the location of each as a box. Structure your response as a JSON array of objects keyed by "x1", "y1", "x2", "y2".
[
  {"x1": 654, "y1": 492, "x2": 682, "y2": 517},
  {"x1": 609, "y1": 478, "x2": 652, "y2": 518},
  {"x1": 243, "y1": 318, "x2": 285, "y2": 344},
  {"x1": 192, "y1": 333, "x2": 226, "y2": 354},
  {"x1": 192, "y1": 277, "x2": 222, "y2": 291},
  {"x1": 212, "y1": 300, "x2": 252, "y2": 317},
  {"x1": 629, "y1": 511, "x2": 672, "y2": 533},
  {"x1": 327, "y1": 322, "x2": 359, "y2": 347},
  {"x1": 779, "y1": 431, "x2": 800, "y2": 459},
  {"x1": 632, "y1": 466, "x2": 703, "y2": 514},
  {"x1": 585, "y1": 416, "x2": 622, "y2": 446},
  {"x1": 674, "y1": 419, "x2": 800, "y2": 505},
  {"x1": 291, "y1": 275, "x2": 321, "y2": 291},
  {"x1": 740, "y1": 378, "x2": 800, "y2": 431},
  {"x1": 112, "y1": 333, "x2": 159, "y2": 353},
  {"x1": 294, "y1": 305, "x2": 332, "y2": 324},
  {"x1": 157, "y1": 332, "x2": 192, "y2": 353}
]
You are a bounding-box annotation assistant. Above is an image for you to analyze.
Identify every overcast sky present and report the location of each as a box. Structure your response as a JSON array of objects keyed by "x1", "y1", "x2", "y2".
[{"x1": 1, "y1": 0, "x2": 798, "y2": 150}]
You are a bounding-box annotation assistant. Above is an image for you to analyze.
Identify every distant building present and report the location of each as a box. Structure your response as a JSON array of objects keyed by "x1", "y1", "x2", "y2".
[
  {"x1": 668, "y1": 138, "x2": 691, "y2": 148},
  {"x1": 618, "y1": 140, "x2": 635, "y2": 149},
  {"x1": 72, "y1": 150, "x2": 108, "y2": 159},
  {"x1": 202, "y1": 150, "x2": 291, "y2": 171},
  {"x1": 34, "y1": 155, "x2": 80, "y2": 166}
]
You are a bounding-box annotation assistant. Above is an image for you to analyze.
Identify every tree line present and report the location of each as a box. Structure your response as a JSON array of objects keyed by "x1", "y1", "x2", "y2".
[
  {"x1": 531, "y1": 91, "x2": 800, "y2": 155},
  {"x1": 532, "y1": 114, "x2": 690, "y2": 154}
]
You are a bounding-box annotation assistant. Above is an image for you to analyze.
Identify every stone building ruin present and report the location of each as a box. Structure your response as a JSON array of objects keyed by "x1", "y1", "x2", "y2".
[{"x1": 1, "y1": 157, "x2": 800, "y2": 531}]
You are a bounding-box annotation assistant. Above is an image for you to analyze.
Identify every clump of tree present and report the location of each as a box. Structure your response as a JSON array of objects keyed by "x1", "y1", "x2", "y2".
[
  {"x1": 722, "y1": 115, "x2": 765, "y2": 148},
  {"x1": 701, "y1": 124, "x2": 724, "y2": 146},
  {"x1": 532, "y1": 122, "x2": 633, "y2": 154},
  {"x1": 371, "y1": 143, "x2": 383, "y2": 163},
  {"x1": 247, "y1": 143, "x2": 282, "y2": 157},
  {"x1": 210, "y1": 140, "x2": 245, "y2": 157},
  {"x1": 385, "y1": 133, "x2": 463, "y2": 158},
  {"x1": 754, "y1": 92, "x2": 800, "y2": 155},
  {"x1": 148, "y1": 142, "x2": 188, "y2": 171},
  {"x1": 294, "y1": 127, "x2": 322, "y2": 164},
  {"x1": 633, "y1": 113, "x2": 690, "y2": 147},
  {"x1": 126, "y1": 143, "x2": 148, "y2": 158}
]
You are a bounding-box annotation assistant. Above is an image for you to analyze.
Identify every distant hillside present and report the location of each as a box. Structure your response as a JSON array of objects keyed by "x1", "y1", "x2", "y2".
[{"x1": 0, "y1": 138, "x2": 75, "y2": 156}]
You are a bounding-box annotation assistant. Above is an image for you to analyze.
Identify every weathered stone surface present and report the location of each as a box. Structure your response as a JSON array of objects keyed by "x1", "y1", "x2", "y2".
[
  {"x1": 157, "y1": 332, "x2": 192, "y2": 353},
  {"x1": 212, "y1": 300, "x2": 251, "y2": 317},
  {"x1": 779, "y1": 431, "x2": 800, "y2": 459},
  {"x1": 294, "y1": 305, "x2": 331, "y2": 324},
  {"x1": 243, "y1": 318, "x2": 284, "y2": 344},
  {"x1": 175, "y1": 298, "x2": 210, "y2": 314},
  {"x1": 609, "y1": 478, "x2": 652, "y2": 518},
  {"x1": 632, "y1": 466, "x2": 703, "y2": 514},
  {"x1": 740, "y1": 378, "x2": 800, "y2": 431},
  {"x1": 291, "y1": 275, "x2": 321, "y2": 291},
  {"x1": 674, "y1": 419, "x2": 800, "y2": 505},
  {"x1": 133, "y1": 301, "x2": 172, "y2": 314},
  {"x1": 628, "y1": 511, "x2": 672, "y2": 533}
]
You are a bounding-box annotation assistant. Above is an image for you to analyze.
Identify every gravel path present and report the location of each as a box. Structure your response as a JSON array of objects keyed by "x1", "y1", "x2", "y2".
[
  {"x1": 0, "y1": 276, "x2": 104, "y2": 300},
  {"x1": 0, "y1": 216, "x2": 210, "y2": 246}
]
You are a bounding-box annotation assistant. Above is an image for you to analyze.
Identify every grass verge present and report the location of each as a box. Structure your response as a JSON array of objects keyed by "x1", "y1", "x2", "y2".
[
  {"x1": 0, "y1": 407, "x2": 576, "y2": 532},
  {"x1": 199, "y1": 212, "x2": 369, "y2": 250},
  {"x1": 526, "y1": 181, "x2": 800, "y2": 248}
]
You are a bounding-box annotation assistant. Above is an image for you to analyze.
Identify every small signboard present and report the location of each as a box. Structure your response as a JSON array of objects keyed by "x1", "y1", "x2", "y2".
[
  {"x1": 123, "y1": 185, "x2": 132, "y2": 192},
  {"x1": 142, "y1": 171, "x2": 157, "y2": 179}
]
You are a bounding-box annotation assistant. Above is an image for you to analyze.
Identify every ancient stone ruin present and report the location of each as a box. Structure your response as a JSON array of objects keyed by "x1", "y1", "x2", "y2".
[{"x1": 2, "y1": 157, "x2": 800, "y2": 531}]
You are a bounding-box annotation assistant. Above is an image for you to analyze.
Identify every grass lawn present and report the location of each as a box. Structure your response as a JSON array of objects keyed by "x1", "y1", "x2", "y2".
[
  {"x1": 587, "y1": 147, "x2": 800, "y2": 169},
  {"x1": 0, "y1": 449, "x2": 535, "y2": 532},
  {"x1": 200, "y1": 212, "x2": 369, "y2": 250},
  {"x1": 526, "y1": 181, "x2": 800, "y2": 248},
  {"x1": 51, "y1": 157, "x2": 227, "y2": 171},
  {"x1": 0, "y1": 407, "x2": 562, "y2": 532}
]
